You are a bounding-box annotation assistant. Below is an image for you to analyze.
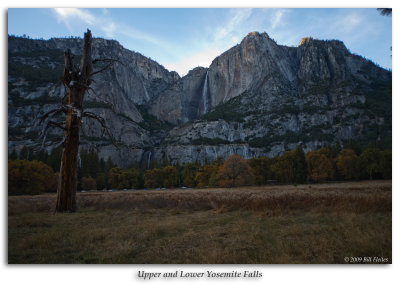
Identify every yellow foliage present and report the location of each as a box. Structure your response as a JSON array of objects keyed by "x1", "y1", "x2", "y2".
[
  {"x1": 8, "y1": 159, "x2": 55, "y2": 195},
  {"x1": 306, "y1": 151, "x2": 334, "y2": 182},
  {"x1": 217, "y1": 155, "x2": 254, "y2": 187}
]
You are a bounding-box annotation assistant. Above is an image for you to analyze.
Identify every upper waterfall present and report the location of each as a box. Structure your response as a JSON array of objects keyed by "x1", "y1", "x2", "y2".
[{"x1": 202, "y1": 71, "x2": 209, "y2": 114}]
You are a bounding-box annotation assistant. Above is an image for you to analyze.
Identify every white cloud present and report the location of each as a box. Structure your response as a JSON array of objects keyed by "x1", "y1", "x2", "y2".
[
  {"x1": 231, "y1": 36, "x2": 239, "y2": 45},
  {"x1": 162, "y1": 9, "x2": 254, "y2": 76},
  {"x1": 102, "y1": 21, "x2": 116, "y2": 38},
  {"x1": 54, "y1": 8, "x2": 96, "y2": 28},
  {"x1": 320, "y1": 11, "x2": 379, "y2": 47},
  {"x1": 163, "y1": 47, "x2": 224, "y2": 76},
  {"x1": 214, "y1": 8, "x2": 252, "y2": 41},
  {"x1": 52, "y1": 8, "x2": 167, "y2": 48},
  {"x1": 328, "y1": 12, "x2": 363, "y2": 35},
  {"x1": 270, "y1": 9, "x2": 287, "y2": 30},
  {"x1": 117, "y1": 23, "x2": 168, "y2": 48}
]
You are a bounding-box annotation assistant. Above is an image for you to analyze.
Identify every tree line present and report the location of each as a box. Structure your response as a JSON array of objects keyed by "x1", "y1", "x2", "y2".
[{"x1": 8, "y1": 142, "x2": 391, "y2": 195}]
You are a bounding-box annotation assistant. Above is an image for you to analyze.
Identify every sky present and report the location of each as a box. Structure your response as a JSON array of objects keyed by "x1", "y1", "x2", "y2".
[{"x1": 8, "y1": 8, "x2": 392, "y2": 76}]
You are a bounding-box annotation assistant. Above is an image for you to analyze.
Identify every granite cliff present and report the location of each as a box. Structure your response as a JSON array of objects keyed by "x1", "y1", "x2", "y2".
[{"x1": 8, "y1": 32, "x2": 391, "y2": 166}]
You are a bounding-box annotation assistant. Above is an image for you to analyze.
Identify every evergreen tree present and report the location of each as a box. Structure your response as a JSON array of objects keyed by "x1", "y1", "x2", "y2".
[
  {"x1": 19, "y1": 146, "x2": 30, "y2": 160},
  {"x1": 181, "y1": 163, "x2": 199, "y2": 188},
  {"x1": 96, "y1": 173, "x2": 107, "y2": 190},
  {"x1": 108, "y1": 167, "x2": 123, "y2": 189},
  {"x1": 379, "y1": 149, "x2": 392, "y2": 179},
  {"x1": 9, "y1": 149, "x2": 18, "y2": 160},
  {"x1": 249, "y1": 156, "x2": 272, "y2": 185},
  {"x1": 46, "y1": 146, "x2": 62, "y2": 172},
  {"x1": 293, "y1": 146, "x2": 307, "y2": 184}
]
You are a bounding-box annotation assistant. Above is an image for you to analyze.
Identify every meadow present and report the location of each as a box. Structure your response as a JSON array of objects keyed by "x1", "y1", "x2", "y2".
[{"x1": 8, "y1": 180, "x2": 392, "y2": 264}]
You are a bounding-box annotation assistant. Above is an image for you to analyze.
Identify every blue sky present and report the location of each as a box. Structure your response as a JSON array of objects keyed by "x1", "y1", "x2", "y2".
[{"x1": 8, "y1": 8, "x2": 392, "y2": 76}]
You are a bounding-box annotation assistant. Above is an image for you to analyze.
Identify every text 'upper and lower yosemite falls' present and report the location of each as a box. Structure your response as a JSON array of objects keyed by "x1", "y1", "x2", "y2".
[{"x1": 137, "y1": 270, "x2": 262, "y2": 280}]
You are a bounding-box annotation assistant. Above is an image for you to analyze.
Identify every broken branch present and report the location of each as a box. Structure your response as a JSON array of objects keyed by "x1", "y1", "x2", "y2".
[{"x1": 83, "y1": 111, "x2": 119, "y2": 149}]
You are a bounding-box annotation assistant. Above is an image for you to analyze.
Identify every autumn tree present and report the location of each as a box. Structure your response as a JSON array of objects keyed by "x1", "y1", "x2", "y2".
[
  {"x1": 271, "y1": 148, "x2": 306, "y2": 184},
  {"x1": 163, "y1": 166, "x2": 178, "y2": 188},
  {"x1": 8, "y1": 160, "x2": 55, "y2": 195},
  {"x1": 195, "y1": 165, "x2": 219, "y2": 187},
  {"x1": 217, "y1": 154, "x2": 254, "y2": 187},
  {"x1": 144, "y1": 168, "x2": 164, "y2": 188},
  {"x1": 360, "y1": 147, "x2": 382, "y2": 180},
  {"x1": 336, "y1": 149, "x2": 361, "y2": 180},
  {"x1": 306, "y1": 151, "x2": 334, "y2": 182},
  {"x1": 119, "y1": 168, "x2": 141, "y2": 189},
  {"x1": 108, "y1": 167, "x2": 123, "y2": 189},
  {"x1": 39, "y1": 30, "x2": 119, "y2": 212}
]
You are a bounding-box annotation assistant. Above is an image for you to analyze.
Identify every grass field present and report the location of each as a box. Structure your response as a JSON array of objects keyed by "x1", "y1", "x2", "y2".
[{"x1": 8, "y1": 180, "x2": 392, "y2": 264}]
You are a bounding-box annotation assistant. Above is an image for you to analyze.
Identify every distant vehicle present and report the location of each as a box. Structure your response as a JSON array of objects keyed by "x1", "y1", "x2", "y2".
[{"x1": 81, "y1": 190, "x2": 86, "y2": 193}]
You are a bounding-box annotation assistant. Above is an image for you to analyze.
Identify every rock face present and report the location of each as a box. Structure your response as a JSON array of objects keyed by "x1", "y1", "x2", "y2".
[
  {"x1": 8, "y1": 32, "x2": 391, "y2": 167},
  {"x1": 8, "y1": 35, "x2": 178, "y2": 166},
  {"x1": 148, "y1": 67, "x2": 208, "y2": 125}
]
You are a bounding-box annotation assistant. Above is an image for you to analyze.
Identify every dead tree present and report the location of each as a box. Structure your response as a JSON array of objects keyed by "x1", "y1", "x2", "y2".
[{"x1": 40, "y1": 29, "x2": 119, "y2": 212}]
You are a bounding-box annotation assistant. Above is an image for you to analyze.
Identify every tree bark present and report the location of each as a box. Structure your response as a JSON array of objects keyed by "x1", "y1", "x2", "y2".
[{"x1": 56, "y1": 30, "x2": 92, "y2": 212}]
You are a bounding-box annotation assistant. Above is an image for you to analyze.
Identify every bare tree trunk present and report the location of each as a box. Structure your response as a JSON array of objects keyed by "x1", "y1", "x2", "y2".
[{"x1": 56, "y1": 30, "x2": 92, "y2": 212}]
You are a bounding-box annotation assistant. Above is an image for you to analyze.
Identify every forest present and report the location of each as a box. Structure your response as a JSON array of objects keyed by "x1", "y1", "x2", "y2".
[{"x1": 8, "y1": 140, "x2": 391, "y2": 196}]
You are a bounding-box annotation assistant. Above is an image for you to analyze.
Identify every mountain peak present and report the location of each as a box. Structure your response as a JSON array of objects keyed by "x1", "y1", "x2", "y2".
[
  {"x1": 298, "y1": 36, "x2": 347, "y2": 50},
  {"x1": 299, "y1": 37, "x2": 313, "y2": 46},
  {"x1": 246, "y1": 31, "x2": 260, "y2": 37},
  {"x1": 244, "y1": 31, "x2": 270, "y2": 40}
]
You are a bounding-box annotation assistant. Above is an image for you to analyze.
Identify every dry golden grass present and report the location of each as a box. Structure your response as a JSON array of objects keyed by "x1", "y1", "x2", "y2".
[{"x1": 8, "y1": 180, "x2": 391, "y2": 264}]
